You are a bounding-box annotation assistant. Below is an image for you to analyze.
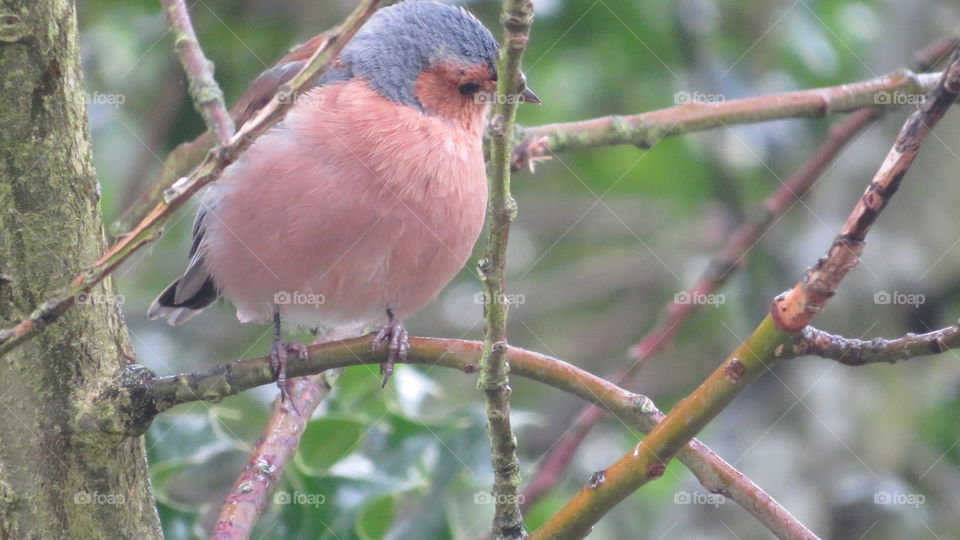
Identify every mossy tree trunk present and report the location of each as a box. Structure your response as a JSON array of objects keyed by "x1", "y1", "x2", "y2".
[{"x1": 0, "y1": 1, "x2": 161, "y2": 537}]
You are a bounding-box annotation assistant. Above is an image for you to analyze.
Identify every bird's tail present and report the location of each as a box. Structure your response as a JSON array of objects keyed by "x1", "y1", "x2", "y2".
[{"x1": 147, "y1": 261, "x2": 219, "y2": 326}]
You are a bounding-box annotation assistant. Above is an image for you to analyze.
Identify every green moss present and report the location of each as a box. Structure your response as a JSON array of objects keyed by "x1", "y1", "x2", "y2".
[{"x1": 0, "y1": 1, "x2": 161, "y2": 537}]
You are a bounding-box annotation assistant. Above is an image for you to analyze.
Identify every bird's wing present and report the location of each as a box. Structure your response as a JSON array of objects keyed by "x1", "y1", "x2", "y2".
[
  {"x1": 149, "y1": 32, "x2": 345, "y2": 325},
  {"x1": 231, "y1": 32, "x2": 333, "y2": 128}
]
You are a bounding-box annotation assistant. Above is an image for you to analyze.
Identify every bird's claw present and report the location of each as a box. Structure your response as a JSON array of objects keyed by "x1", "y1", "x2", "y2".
[
  {"x1": 374, "y1": 316, "x2": 408, "y2": 388},
  {"x1": 269, "y1": 338, "x2": 308, "y2": 415}
]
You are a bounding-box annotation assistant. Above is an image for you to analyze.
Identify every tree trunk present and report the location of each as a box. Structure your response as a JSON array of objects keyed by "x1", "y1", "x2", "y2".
[{"x1": 0, "y1": 1, "x2": 161, "y2": 537}]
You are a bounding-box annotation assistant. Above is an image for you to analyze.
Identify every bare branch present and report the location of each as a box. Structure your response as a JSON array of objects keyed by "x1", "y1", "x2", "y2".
[
  {"x1": 477, "y1": 0, "x2": 535, "y2": 537},
  {"x1": 519, "y1": 107, "x2": 879, "y2": 520},
  {"x1": 790, "y1": 324, "x2": 960, "y2": 365},
  {"x1": 211, "y1": 373, "x2": 336, "y2": 540},
  {"x1": 529, "y1": 46, "x2": 960, "y2": 540},
  {"x1": 517, "y1": 37, "x2": 960, "y2": 516},
  {"x1": 161, "y1": 0, "x2": 234, "y2": 144},
  {"x1": 511, "y1": 70, "x2": 941, "y2": 172},
  {"x1": 123, "y1": 335, "x2": 812, "y2": 538}
]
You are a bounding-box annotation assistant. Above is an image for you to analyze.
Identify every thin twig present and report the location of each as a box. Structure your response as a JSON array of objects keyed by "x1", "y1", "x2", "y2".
[
  {"x1": 162, "y1": 0, "x2": 235, "y2": 144},
  {"x1": 790, "y1": 324, "x2": 960, "y2": 365},
  {"x1": 630, "y1": 106, "x2": 878, "y2": 360},
  {"x1": 211, "y1": 373, "x2": 335, "y2": 540},
  {"x1": 111, "y1": 131, "x2": 213, "y2": 238},
  {"x1": 528, "y1": 47, "x2": 960, "y2": 540},
  {"x1": 478, "y1": 0, "x2": 534, "y2": 537},
  {"x1": 125, "y1": 335, "x2": 814, "y2": 539},
  {"x1": 510, "y1": 70, "x2": 941, "y2": 172},
  {"x1": 0, "y1": 0, "x2": 383, "y2": 357},
  {"x1": 517, "y1": 36, "x2": 959, "y2": 515}
]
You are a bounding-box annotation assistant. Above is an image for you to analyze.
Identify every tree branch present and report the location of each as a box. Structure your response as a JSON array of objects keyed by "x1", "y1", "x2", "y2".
[
  {"x1": 161, "y1": 0, "x2": 235, "y2": 144},
  {"x1": 211, "y1": 372, "x2": 336, "y2": 540},
  {"x1": 521, "y1": 106, "x2": 878, "y2": 512},
  {"x1": 517, "y1": 36, "x2": 960, "y2": 515},
  {"x1": 477, "y1": 0, "x2": 535, "y2": 537},
  {"x1": 528, "y1": 46, "x2": 960, "y2": 540},
  {"x1": 0, "y1": 0, "x2": 383, "y2": 357},
  {"x1": 790, "y1": 324, "x2": 960, "y2": 365},
  {"x1": 126, "y1": 335, "x2": 812, "y2": 538},
  {"x1": 510, "y1": 70, "x2": 942, "y2": 172}
]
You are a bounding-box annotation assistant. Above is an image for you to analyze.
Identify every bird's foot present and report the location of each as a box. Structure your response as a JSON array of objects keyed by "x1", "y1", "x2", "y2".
[
  {"x1": 373, "y1": 311, "x2": 408, "y2": 388},
  {"x1": 269, "y1": 337, "x2": 309, "y2": 414}
]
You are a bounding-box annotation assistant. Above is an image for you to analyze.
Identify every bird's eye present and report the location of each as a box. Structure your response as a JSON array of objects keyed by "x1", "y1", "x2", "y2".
[{"x1": 458, "y1": 82, "x2": 480, "y2": 96}]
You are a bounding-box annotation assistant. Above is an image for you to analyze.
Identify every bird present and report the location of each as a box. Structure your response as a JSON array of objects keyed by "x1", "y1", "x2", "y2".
[{"x1": 147, "y1": 0, "x2": 539, "y2": 401}]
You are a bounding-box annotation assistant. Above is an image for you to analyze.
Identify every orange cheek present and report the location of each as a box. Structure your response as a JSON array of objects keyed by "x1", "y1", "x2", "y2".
[{"x1": 414, "y1": 69, "x2": 485, "y2": 123}]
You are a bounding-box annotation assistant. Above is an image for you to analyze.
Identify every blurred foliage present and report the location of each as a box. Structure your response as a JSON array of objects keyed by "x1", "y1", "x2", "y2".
[{"x1": 76, "y1": 0, "x2": 960, "y2": 538}]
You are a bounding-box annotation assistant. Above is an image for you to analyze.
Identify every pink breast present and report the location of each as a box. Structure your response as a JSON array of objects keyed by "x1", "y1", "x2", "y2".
[{"x1": 200, "y1": 79, "x2": 488, "y2": 332}]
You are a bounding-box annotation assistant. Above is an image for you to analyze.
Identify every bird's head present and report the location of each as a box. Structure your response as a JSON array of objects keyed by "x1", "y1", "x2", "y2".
[{"x1": 340, "y1": 1, "x2": 538, "y2": 124}]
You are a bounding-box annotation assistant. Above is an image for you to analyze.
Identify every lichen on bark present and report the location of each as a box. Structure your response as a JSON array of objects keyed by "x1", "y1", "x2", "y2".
[{"x1": 0, "y1": 1, "x2": 161, "y2": 537}]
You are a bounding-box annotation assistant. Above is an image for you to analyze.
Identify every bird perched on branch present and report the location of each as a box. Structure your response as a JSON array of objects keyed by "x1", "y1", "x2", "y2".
[{"x1": 148, "y1": 0, "x2": 539, "y2": 400}]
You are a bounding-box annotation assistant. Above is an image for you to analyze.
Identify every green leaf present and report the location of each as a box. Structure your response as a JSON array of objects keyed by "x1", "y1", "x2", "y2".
[
  {"x1": 150, "y1": 449, "x2": 247, "y2": 512},
  {"x1": 295, "y1": 417, "x2": 369, "y2": 475},
  {"x1": 208, "y1": 394, "x2": 271, "y2": 448},
  {"x1": 355, "y1": 494, "x2": 397, "y2": 540}
]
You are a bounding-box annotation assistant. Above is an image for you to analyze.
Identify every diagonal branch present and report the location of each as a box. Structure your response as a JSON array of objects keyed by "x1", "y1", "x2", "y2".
[
  {"x1": 528, "y1": 46, "x2": 960, "y2": 540},
  {"x1": 517, "y1": 36, "x2": 959, "y2": 514},
  {"x1": 123, "y1": 335, "x2": 812, "y2": 538},
  {"x1": 479, "y1": 0, "x2": 535, "y2": 537},
  {"x1": 520, "y1": 106, "x2": 879, "y2": 513},
  {"x1": 210, "y1": 372, "x2": 336, "y2": 540},
  {"x1": 0, "y1": 0, "x2": 383, "y2": 358}
]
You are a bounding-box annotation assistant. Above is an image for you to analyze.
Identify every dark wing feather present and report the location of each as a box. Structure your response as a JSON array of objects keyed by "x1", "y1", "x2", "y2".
[
  {"x1": 149, "y1": 32, "x2": 349, "y2": 325},
  {"x1": 231, "y1": 32, "x2": 335, "y2": 128}
]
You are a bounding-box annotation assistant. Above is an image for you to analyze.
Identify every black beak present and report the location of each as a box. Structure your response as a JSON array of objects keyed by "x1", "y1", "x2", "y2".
[
  {"x1": 518, "y1": 71, "x2": 541, "y2": 104},
  {"x1": 519, "y1": 86, "x2": 541, "y2": 104}
]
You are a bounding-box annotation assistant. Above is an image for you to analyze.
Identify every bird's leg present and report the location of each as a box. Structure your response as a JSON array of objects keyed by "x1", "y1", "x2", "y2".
[
  {"x1": 373, "y1": 306, "x2": 409, "y2": 388},
  {"x1": 269, "y1": 309, "x2": 308, "y2": 413}
]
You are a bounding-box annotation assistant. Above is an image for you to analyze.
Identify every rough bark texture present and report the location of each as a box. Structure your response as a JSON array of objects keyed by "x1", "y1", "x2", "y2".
[{"x1": 0, "y1": 1, "x2": 161, "y2": 537}]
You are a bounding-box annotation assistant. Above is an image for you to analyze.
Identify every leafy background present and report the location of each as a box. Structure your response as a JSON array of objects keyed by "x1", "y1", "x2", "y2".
[{"x1": 77, "y1": 0, "x2": 960, "y2": 538}]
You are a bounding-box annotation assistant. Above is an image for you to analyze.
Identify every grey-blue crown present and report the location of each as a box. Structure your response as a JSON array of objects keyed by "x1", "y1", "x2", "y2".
[{"x1": 339, "y1": 1, "x2": 499, "y2": 109}]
